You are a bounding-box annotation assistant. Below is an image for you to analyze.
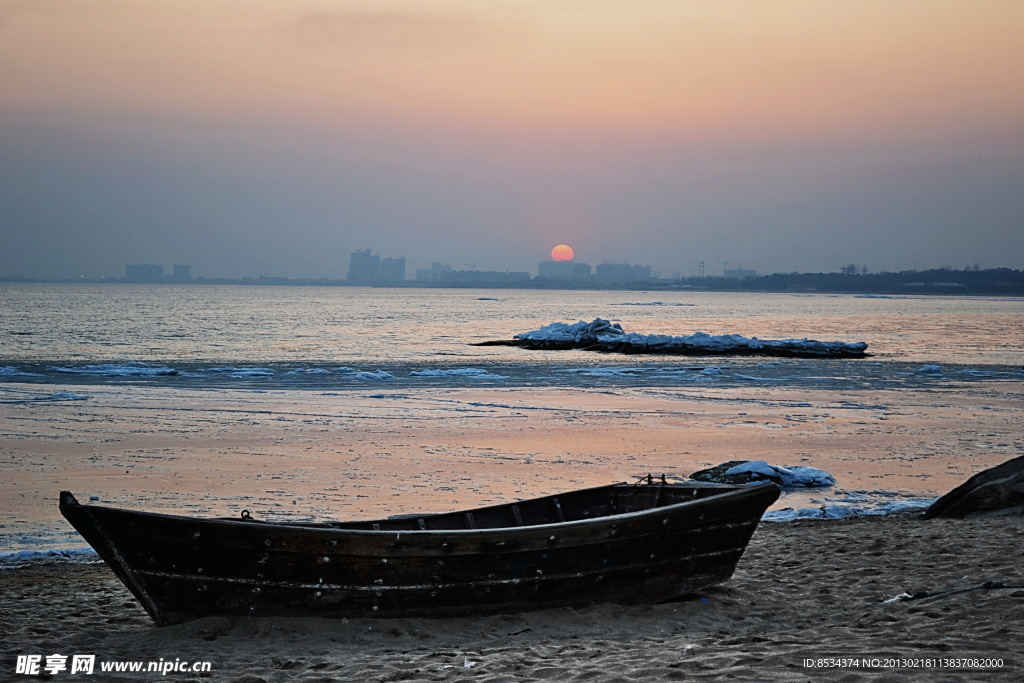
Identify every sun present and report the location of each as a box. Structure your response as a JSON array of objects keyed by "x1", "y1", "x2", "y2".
[{"x1": 551, "y1": 244, "x2": 574, "y2": 262}]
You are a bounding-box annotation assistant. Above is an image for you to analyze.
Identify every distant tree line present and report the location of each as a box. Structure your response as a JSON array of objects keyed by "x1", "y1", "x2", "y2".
[{"x1": 691, "y1": 267, "x2": 1024, "y2": 295}]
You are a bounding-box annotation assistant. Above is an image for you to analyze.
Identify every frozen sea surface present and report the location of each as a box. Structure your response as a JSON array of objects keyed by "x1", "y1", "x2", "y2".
[
  {"x1": 2, "y1": 358, "x2": 1020, "y2": 393},
  {"x1": 2, "y1": 285, "x2": 1022, "y2": 563}
]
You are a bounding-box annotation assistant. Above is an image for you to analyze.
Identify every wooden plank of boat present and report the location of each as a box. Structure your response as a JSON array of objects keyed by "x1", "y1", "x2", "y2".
[{"x1": 59, "y1": 480, "x2": 780, "y2": 626}]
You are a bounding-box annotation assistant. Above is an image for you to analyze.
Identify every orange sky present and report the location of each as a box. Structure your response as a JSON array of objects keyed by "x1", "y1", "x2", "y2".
[
  {"x1": 2, "y1": 0, "x2": 1022, "y2": 278},
  {"x1": 6, "y1": 0, "x2": 1022, "y2": 142}
]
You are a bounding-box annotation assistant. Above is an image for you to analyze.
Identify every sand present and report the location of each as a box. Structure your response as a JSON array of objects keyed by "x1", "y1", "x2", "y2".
[
  {"x1": 2, "y1": 380, "x2": 1023, "y2": 680},
  {"x1": 2, "y1": 514, "x2": 1022, "y2": 681}
]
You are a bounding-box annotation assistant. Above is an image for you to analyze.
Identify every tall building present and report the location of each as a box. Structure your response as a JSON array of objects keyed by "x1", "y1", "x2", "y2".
[
  {"x1": 347, "y1": 249, "x2": 406, "y2": 285},
  {"x1": 379, "y1": 257, "x2": 406, "y2": 283},
  {"x1": 347, "y1": 249, "x2": 379, "y2": 284}
]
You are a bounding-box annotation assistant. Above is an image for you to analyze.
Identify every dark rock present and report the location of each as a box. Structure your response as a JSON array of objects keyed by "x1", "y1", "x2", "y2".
[{"x1": 923, "y1": 455, "x2": 1024, "y2": 519}]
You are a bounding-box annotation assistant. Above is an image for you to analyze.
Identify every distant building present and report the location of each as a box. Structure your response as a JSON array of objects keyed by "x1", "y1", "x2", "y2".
[
  {"x1": 538, "y1": 260, "x2": 591, "y2": 280},
  {"x1": 379, "y1": 257, "x2": 406, "y2": 284},
  {"x1": 594, "y1": 262, "x2": 652, "y2": 283},
  {"x1": 171, "y1": 265, "x2": 192, "y2": 283},
  {"x1": 347, "y1": 249, "x2": 406, "y2": 285},
  {"x1": 347, "y1": 249, "x2": 379, "y2": 284},
  {"x1": 415, "y1": 262, "x2": 453, "y2": 281},
  {"x1": 125, "y1": 264, "x2": 164, "y2": 283}
]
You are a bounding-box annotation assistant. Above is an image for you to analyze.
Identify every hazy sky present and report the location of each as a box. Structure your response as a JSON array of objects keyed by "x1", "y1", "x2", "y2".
[{"x1": 2, "y1": 0, "x2": 1022, "y2": 279}]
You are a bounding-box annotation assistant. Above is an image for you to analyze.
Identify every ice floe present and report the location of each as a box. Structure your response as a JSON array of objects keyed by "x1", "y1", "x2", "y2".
[
  {"x1": 610, "y1": 302, "x2": 696, "y2": 307},
  {"x1": 724, "y1": 461, "x2": 836, "y2": 488},
  {"x1": 51, "y1": 362, "x2": 178, "y2": 376},
  {"x1": 0, "y1": 366, "x2": 39, "y2": 378},
  {"x1": 353, "y1": 370, "x2": 395, "y2": 380},
  {"x1": 764, "y1": 498, "x2": 934, "y2": 522},
  {"x1": 483, "y1": 318, "x2": 869, "y2": 358},
  {"x1": 693, "y1": 460, "x2": 836, "y2": 488},
  {"x1": 210, "y1": 367, "x2": 276, "y2": 378},
  {"x1": 40, "y1": 391, "x2": 89, "y2": 402},
  {"x1": 0, "y1": 547, "x2": 98, "y2": 569},
  {"x1": 411, "y1": 368, "x2": 508, "y2": 379},
  {"x1": 0, "y1": 390, "x2": 89, "y2": 404}
]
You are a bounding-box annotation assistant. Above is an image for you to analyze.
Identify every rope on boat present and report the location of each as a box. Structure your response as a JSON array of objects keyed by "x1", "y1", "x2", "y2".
[{"x1": 634, "y1": 473, "x2": 668, "y2": 486}]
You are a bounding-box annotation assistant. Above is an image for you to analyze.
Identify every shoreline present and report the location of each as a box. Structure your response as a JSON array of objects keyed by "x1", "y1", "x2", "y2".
[{"x1": 3, "y1": 513, "x2": 1021, "y2": 681}]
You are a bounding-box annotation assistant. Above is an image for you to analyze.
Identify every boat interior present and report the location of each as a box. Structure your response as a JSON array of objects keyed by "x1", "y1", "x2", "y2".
[{"x1": 236, "y1": 480, "x2": 745, "y2": 532}]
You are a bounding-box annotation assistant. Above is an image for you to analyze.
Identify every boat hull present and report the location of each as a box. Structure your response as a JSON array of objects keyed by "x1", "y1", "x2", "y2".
[{"x1": 60, "y1": 482, "x2": 779, "y2": 625}]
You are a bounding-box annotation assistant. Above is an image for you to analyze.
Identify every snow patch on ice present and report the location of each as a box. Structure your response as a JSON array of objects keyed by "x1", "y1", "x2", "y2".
[
  {"x1": 0, "y1": 390, "x2": 90, "y2": 404},
  {"x1": 51, "y1": 362, "x2": 178, "y2": 377},
  {"x1": 610, "y1": 301, "x2": 696, "y2": 307},
  {"x1": 0, "y1": 366, "x2": 39, "y2": 378},
  {"x1": 724, "y1": 461, "x2": 836, "y2": 488},
  {"x1": 331, "y1": 368, "x2": 395, "y2": 380},
  {"x1": 411, "y1": 368, "x2": 508, "y2": 379},
  {"x1": 957, "y1": 369, "x2": 995, "y2": 377},
  {"x1": 514, "y1": 318, "x2": 868, "y2": 356},
  {"x1": 41, "y1": 391, "x2": 89, "y2": 402},
  {"x1": 284, "y1": 368, "x2": 332, "y2": 376},
  {"x1": 352, "y1": 370, "x2": 395, "y2": 380},
  {"x1": 0, "y1": 547, "x2": 98, "y2": 569},
  {"x1": 764, "y1": 498, "x2": 934, "y2": 522}
]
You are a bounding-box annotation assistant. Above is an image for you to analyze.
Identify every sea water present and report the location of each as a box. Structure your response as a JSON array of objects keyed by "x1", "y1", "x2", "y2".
[
  {"x1": 2, "y1": 283, "x2": 1021, "y2": 388},
  {"x1": 1, "y1": 284, "x2": 1022, "y2": 562}
]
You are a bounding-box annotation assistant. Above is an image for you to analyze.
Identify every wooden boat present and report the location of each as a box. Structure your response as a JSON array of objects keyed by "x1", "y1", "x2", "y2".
[{"x1": 59, "y1": 478, "x2": 780, "y2": 626}]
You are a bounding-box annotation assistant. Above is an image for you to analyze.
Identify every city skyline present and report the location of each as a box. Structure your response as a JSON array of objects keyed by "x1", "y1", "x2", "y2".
[
  {"x1": 7, "y1": 246, "x2": 1010, "y2": 284},
  {"x1": 21, "y1": 254, "x2": 1020, "y2": 297},
  {"x1": 44, "y1": 248, "x2": 1019, "y2": 286},
  {"x1": 2, "y1": 1, "x2": 1022, "y2": 280}
]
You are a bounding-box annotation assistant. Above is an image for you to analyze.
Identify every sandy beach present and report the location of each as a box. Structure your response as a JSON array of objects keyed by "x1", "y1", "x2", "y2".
[
  {"x1": 3, "y1": 513, "x2": 1021, "y2": 681},
  {"x1": 2, "y1": 380, "x2": 1023, "y2": 680}
]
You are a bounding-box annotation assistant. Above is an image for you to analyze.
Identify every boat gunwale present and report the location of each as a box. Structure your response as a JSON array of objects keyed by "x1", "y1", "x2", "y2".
[{"x1": 60, "y1": 482, "x2": 779, "y2": 539}]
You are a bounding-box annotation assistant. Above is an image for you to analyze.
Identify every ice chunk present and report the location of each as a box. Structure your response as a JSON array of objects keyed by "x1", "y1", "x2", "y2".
[
  {"x1": 411, "y1": 368, "x2": 506, "y2": 378},
  {"x1": 509, "y1": 319, "x2": 868, "y2": 357},
  {"x1": 723, "y1": 460, "x2": 836, "y2": 488},
  {"x1": 51, "y1": 362, "x2": 178, "y2": 376}
]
